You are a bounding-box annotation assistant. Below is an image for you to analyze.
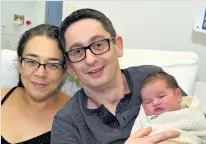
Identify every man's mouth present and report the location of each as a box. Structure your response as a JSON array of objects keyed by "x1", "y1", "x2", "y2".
[{"x1": 88, "y1": 66, "x2": 104, "y2": 77}]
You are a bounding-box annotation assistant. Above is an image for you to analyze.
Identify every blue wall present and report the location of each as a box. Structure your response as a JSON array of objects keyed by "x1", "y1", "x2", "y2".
[{"x1": 45, "y1": 1, "x2": 63, "y2": 26}]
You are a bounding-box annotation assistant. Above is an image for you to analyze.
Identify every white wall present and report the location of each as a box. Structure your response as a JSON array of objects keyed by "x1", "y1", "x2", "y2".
[
  {"x1": 63, "y1": 0, "x2": 206, "y2": 82},
  {"x1": 1, "y1": 1, "x2": 46, "y2": 50}
]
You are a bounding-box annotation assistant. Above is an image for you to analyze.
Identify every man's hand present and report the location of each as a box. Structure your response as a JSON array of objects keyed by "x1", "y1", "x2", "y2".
[{"x1": 125, "y1": 127, "x2": 183, "y2": 144}]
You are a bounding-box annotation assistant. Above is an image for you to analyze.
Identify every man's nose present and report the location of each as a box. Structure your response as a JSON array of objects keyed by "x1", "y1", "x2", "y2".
[{"x1": 85, "y1": 49, "x2": 98, "y2": 65}]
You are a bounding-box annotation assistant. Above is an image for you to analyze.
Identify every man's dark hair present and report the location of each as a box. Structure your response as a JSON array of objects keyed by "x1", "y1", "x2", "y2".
[
  {"x1": 143, "y1": 72, "x2": 180, "y2": 89},
  {"x1": 60, "y1": 8, "x2": 116, "y2": 41}
]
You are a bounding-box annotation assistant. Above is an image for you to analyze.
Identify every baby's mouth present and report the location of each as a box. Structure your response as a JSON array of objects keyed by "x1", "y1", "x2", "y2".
[{"x1": 154, "y1": 108, "x2": 164, "y2": 112}]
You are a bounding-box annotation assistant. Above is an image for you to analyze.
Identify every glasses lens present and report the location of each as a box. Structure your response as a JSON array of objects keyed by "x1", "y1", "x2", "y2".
[
  {"x1": 22, "y1": 58, "x2": 64, "y2": 72},
  {"x1": 90, "y1": 40, "x2": 109, "y2": 55},
  {"x1": 67, "y1": 37, "x2": 113, "y2": 63},
  {"x1": 22, "y1": 58, "x2": 39, "y2": 68},
  {"x1": 68, "y1": 48, "x2": 85, "y2": 62},
  {"x1": 46, "y1": 63, "x2": 63, "y2": 70}
]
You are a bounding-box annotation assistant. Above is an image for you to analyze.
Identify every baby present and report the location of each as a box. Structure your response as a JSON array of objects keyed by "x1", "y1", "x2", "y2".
[{"x1": 131, "y1": 72, "x2": 206, "y2": 144}]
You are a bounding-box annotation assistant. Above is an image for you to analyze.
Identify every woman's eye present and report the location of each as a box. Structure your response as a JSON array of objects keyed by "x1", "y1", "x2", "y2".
[
  {"x1": 27, "y1": 60, "x2": 34, "y2": 63},
  {"x1": 25, "y1": 59, "x2": 37, "y2": 65},
  {"x1": 47, "y1": 64, "x2": 61, "y2": 70}
]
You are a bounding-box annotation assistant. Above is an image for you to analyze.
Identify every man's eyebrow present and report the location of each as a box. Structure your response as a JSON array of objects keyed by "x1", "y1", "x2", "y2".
[
  {"x1": 69, "y1": 35, "x2": 106, "y2": 50},
  {"x1": 69, "y1": 42, "x2": 84, "y2": 50},
  {"x1": 89, "y1": 35, "x2": 105, "y2": 42}
]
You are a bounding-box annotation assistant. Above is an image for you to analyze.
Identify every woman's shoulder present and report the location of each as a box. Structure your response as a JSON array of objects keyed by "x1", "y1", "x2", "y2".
[
  {"x1": 1, "y1": 88, "x2": 11, "y2": 100},
  {"x1": 58, "y1": 91, "x2": 72, "y2": 104}
]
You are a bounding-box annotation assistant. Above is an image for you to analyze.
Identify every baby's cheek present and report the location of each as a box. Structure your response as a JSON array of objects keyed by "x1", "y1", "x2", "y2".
[{"x1": 143, "y1": 105, "x2": 154, "y2": 115}]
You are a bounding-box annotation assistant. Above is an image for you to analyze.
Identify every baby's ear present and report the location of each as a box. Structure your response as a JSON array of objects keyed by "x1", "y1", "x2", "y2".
[{"x1": 176, "y1": 88, "x2": 182, "y2": 102}]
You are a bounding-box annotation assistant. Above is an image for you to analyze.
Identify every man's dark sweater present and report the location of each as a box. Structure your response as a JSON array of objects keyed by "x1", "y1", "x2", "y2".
[{"x1": 51, "y1": 66, "x2": 168, "y2": 144}]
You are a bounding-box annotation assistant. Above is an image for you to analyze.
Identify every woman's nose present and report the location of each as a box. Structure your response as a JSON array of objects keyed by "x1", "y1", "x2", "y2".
[{"x1": 34, "y1": 65, "x2": 47, "y2": 77}]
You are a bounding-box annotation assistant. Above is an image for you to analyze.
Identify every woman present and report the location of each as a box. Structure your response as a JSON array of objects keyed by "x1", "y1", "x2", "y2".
[{"x1": 1, "y1": 24, "x2": 71, "y2": 144}]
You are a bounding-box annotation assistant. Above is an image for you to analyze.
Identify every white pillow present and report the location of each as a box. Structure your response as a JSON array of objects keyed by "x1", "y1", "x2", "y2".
[
  {"x1": 0, "y1": 49, "x2": 19, "y2": 88},
  {"x1": 119, "y1": 49, "x2": 199, "y2": 96}
]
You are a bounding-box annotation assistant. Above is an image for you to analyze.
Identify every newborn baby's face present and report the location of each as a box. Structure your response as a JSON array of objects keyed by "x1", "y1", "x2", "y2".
[{"x1": 141, "y1": 79, "x2": 182, "y2": 115}]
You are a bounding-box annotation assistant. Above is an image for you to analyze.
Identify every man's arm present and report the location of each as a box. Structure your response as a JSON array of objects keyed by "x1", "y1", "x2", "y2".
[
  {"x1": 125, "y1": 127, "x2": 183, "y2": 144},
  {"x1": 51, "y1": 117, "x2": 82, "y2": 144}
]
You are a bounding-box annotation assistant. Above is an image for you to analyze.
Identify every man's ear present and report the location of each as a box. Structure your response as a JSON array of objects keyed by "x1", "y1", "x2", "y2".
[
  {"x1": 65, "y1": 58, "x2": 74, "y2": 72},
  {"x1": 62, "y1": 69, "x2": 67, "y2": 80},
  {"x1": 66, "y1": 63, "x2": 74, "y2": 73},
  {"x1": 115, "y1": 35, "x2": 123, "y2": 57},
  {"x1": 176, "y1": 88, "x2": 182, "y2": 102}
]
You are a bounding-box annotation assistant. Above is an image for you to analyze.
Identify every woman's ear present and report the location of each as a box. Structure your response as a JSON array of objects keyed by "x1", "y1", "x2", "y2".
[
  {"x1": 66, "y1": 63, "x2": 74, "y2": 72},
  {"x1": 17, "y1": 58, "x2": 22, "y2": 74}
]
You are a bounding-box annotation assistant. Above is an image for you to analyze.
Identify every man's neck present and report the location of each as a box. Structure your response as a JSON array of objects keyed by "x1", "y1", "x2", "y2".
[{"x1": 85, "y1": 71, "x2": 130, "y2": 115}]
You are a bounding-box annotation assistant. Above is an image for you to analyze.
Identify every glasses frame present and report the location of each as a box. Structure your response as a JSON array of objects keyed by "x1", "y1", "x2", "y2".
[
  {"x1": 20, "y1": 57, "x2": 65, "y2": 71},
  {"x1": 66, "y1": 36, "x2": 115, "y2": 63}
]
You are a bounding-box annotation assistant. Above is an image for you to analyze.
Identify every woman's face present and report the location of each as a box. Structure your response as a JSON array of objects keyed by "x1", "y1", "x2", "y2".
[{"x1": 18, "y1": 36, "x2": 66, "y2": 102}]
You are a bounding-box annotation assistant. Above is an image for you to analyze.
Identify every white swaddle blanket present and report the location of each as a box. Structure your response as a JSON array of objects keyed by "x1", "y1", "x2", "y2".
[{"x1": 131, "y1": 96, "x2": 206, "y2": 144}]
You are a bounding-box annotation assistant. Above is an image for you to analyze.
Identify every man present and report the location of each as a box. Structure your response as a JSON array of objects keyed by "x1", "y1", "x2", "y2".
[{"x1": 51, "y1": 8, "x2": 183, "y2": 144}]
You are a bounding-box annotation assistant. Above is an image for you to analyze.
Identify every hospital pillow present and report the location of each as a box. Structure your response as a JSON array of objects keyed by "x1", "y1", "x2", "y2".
[
  {"x1": 119, "y1": 49, "x2": 199, "y2": 96},
  {"x1": 1, "y1": 49, "x2": 19, "y2": 88}
]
